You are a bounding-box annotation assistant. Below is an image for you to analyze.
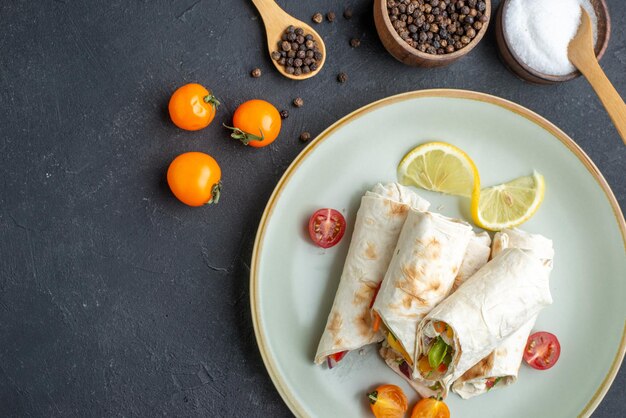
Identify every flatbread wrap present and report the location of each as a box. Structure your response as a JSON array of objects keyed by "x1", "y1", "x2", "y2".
[
  {"x1": 379, "y1": 230, "x2": 491, "y2": 397},
  {"x1": 371, "y1": 210, "x2": 473, "y2": 369},
  {"x1": 451, "y1": 229, "x2": 554, "y2": 398},
  {"x1": 414, "y1": 248, "x2": 553, "y2": 397},
  {"x1": 314, "y1": 183, "x2": 430, "y2": 366}
]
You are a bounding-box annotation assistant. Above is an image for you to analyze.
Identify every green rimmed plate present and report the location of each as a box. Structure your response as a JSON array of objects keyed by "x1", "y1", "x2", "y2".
[{"x1": 251, "y1": 90, "x2": 625, "y2": 417}]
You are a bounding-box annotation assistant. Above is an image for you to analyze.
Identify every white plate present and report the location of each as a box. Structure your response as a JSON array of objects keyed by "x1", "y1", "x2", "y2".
[{"x1": 251, "y1": 90, "x2": 626, "y2": 418}]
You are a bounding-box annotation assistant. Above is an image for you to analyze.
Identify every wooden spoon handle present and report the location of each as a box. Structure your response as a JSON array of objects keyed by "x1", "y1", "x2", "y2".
[
  {"x1": 251, "y1": 0, "x2": 289, "y2": 23},
  {"x1": 574, "y1": 57, "x2": 626, "y2": 146}
]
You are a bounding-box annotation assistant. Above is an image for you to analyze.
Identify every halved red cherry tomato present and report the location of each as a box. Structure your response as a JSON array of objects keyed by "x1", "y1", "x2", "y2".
[
  {"x1": 410, "y1": 397, "x2": 450, "y2": 418},
  {"x1": 225, "y1": 99, "x2": 281, "y2": 147},
  {"x1": 367, "y1": 384, "x2": 408, "y2": 418},
  {"x1": 523, "y1": 331, "x2": 561, "y2": 370},
  {"x1": 308, "y1": 208, "x2": 346, "y2": 248},
  {"x1": 168, "y1": 83, "x2": 219, "y2": 131}
]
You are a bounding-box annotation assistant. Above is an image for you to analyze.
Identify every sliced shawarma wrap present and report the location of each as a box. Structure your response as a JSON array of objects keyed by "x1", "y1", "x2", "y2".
[
  {"x1": 371, "y1": 210, "x2": 473, "y2": 368},
  {"x1": 379, "y1": 229, "x2": 491, "y2": 393},
  {"x1": 451, "y1": 229, "x2": 554, "y2": 398},
  {"x1": 414, "y1": 248, "x2": 553, "y2": 397},
  {"x1": 314, "y1": 183, "x2": 430, "y2": 366}
]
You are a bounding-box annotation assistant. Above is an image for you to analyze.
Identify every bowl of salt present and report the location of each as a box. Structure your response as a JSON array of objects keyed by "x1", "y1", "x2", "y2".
[{"x1": 495, "y1": 0, "x2": 610, "y2": 84}]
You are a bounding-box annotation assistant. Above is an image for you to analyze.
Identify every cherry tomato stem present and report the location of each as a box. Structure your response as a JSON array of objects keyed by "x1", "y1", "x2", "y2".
[{"x1": 223, "y1": 124, "x2": 265, "y2": 145}]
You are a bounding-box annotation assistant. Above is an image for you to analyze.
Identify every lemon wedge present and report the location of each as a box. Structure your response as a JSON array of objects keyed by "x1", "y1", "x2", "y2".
[
  {"x1": 397, "y1": 142, "x2": 480, "y2": 198},
  {"x1": 472, "y1": 171, "x2": 545, "y2": 231}
]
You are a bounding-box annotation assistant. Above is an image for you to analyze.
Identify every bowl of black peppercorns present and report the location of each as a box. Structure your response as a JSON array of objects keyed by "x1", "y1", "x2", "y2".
[{"x1": 374, "y1": 0, "x2": 491, "y2": 67}]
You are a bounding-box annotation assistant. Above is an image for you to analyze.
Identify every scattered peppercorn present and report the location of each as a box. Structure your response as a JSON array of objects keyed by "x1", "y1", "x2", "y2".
[
  {"x1": 327, "y1": 11, "x2": 336, "y2": 22},
  {"x1": 271, "y1": 26, "x2": 324, "y2": 76},
  {"x1": 350, "y1": 37, "x2": 361, "y2": 48},
  {"x1": 293, "y1": 97, "x2": 304, "y2": 107},
  {"x1": 312, "y1": 13, "x2": 323, "y2": 24},
  {"x1": 299, "y1": 132, "x2": 311, "y2": 142},
  {"x1": 343, "y1": 7, "x2": 353, "y2": 19},
  {"x1": 386, "y1": 0, "x2": 488, "y2": 55},
  {"x1": 279, "y1": 109, "x2": 289, "y2": 119},
  {"x1": 337, "y1": 72, "x2": 348, "y2": 83},
  {"x1": 250, "y1": 68, "x2": 261, "y2": 78}
]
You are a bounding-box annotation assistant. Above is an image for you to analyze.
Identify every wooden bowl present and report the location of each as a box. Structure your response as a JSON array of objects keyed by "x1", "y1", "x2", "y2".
[
  {"x1": 374, "y1": 0, "x2": 492, "y2": 67},
  {"x1": 495, "y1": 0, "x2": 610, "y2": 84}
]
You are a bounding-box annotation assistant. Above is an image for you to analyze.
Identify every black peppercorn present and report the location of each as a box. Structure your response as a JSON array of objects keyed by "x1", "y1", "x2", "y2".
[
  {"x1": 327, "y1": 11, "x2": 336, "y2": 22},
  {"x1": 281, "y1": 41, "x2": 291, "y2": 52},
  {"x1": 343, "y1": 7, "x2": 353, "y2": 19},
  {"x1": 312, "y1": 13, "x2": 323, "y2": 23},
  {"x1": 271, "y1": 51, "x2": 281, "y2": 60},
  {"x1": 337, "y1": 72, "x2": 348, "y2": 83},
  {"x1": 299, "y1": 132, "x2": 311, "y2": 142},
  {"x1": 295, "y1": 28, "x2": 304, "y2": 36},
  {"x1": 286, "y1": 66, "x2": 295, "y2": 74},
  {"x1": 250, "y1": 68, "x2": 261, "y2": 78},
  {"x1": 350, "y1": 37, "x2": 361, "y2": 47},
  {"x1": 279, "y1": 110, "x2": 289, "y2": 119},
  {"x1": 293, "y1": 97, "x2": 304, "y2": 107}
]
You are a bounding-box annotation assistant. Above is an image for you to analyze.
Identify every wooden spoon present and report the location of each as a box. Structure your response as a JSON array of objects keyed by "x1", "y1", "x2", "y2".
[
  {"x1": 568, "y1": 7, "x2": 626, "y2": 145},
  {"x1": 251, "y1": 0, "x2": 326, "y2": 80}
]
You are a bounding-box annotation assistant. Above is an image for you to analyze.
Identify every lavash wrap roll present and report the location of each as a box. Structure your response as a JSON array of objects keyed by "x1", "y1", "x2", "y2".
[
  {"x1": 415, "y1": 247, "x2": 553, "y2": 397},
  {"x1": 372, "y1": 210, "x2": 473, "y2": 367},
  {"x1": 379, "y1": 230, "x2": 492, "y2": 398},
  {"x1": 451, "y1": 229, "x2": 554, "y2": 398},
  {"x1": 314, "y1": 183, "x2": 429, "y2": 365}
]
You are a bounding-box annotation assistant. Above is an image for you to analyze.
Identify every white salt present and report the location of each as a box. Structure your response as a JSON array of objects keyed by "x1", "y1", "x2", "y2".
[{"x1": 504, "y1": 0, "x2": 598, "y2": 76}]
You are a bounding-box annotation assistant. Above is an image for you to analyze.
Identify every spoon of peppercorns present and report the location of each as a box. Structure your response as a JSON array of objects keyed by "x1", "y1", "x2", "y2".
[{"x1": 252, "y1": 0, "x2": 326, "y2": 80}]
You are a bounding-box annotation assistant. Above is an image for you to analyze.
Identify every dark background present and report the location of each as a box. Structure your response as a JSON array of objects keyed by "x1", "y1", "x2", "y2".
[{"x1": 0, "y1": 0, "x2": 624, "y2": 416}]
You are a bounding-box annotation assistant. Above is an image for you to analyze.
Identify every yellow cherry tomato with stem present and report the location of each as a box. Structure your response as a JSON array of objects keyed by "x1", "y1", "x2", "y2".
[
  {"x1": 224, "y1": 99, "x2": 281, "y2": 147},
  {"x1": 169, "y1": 83, "x2": 220, "y2": 131},
  {"x1": 167, "y1": 152, "x2": 222, "y2": 207},
  {"x1": 410, "y1": 397, "x2": 450, "y2": 418}
]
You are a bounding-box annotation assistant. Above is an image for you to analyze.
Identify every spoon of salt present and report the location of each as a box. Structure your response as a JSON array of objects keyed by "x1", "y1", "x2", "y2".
[
  {"x1": 251, "y1": 0, "x2": 326, "y2": 80},
  {"x1": 568, "y1": 7, "x2": 626, "y2": 146}
]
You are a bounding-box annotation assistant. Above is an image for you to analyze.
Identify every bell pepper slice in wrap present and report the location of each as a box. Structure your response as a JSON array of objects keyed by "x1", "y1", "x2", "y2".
[
  {"x1": 451, "y1": 228, "x2": 554, "y2": 398},
  {"x1": 414, "y1": 247, "x2": 553, "y2": 397},
  {"x1": 314, "y1": 183, "x2": 430, "y2": 366},
  {"x1": 371, "y1": 210, "x2": 473, "y2": 368}
]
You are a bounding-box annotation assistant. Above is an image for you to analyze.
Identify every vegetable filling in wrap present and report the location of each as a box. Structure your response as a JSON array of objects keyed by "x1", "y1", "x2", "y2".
[
  {"x1": 371, "y1": 210, "x2": 473, "y2": 369},
  {"x1": 414, "y1": 248, "x2": 553, "y2": 397},
  {"x1": 314, "y1": 183, "x2": 430, "y2": 367},
  {"x1": 451, "y1": 228, "x2": 554, "y2": 398}
]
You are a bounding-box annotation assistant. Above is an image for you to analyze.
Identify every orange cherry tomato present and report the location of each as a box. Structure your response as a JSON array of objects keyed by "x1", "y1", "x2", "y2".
[
  {"x1": 410, "y1": 397, "x2": 450, "y2": 418},
  {"x1": 167, "y1": 152, "x2": 222, "y2": 207},
  {"x1": 226, "y1": 99, "x2": 281, "y2": 147},
  {"x1": 367, "y1": 384, "x2": 408, "y2": 418},
  {"x1": 169, "y1": 83, "x2": 220, "y2": 131}
]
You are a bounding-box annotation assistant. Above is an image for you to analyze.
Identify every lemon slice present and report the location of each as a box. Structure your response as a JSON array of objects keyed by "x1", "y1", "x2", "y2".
[
  {"x1": 397, "y1": 142, "x2": 480, "y2": 198},
  {"x1": 472, "y1": 171, "x2": 545, "y2": 231}
]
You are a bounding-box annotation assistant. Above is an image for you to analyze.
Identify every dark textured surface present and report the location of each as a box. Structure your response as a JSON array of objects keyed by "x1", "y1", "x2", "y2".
[{"x1": 0, "y1": 0, "x2": 624, "y2": 416}]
